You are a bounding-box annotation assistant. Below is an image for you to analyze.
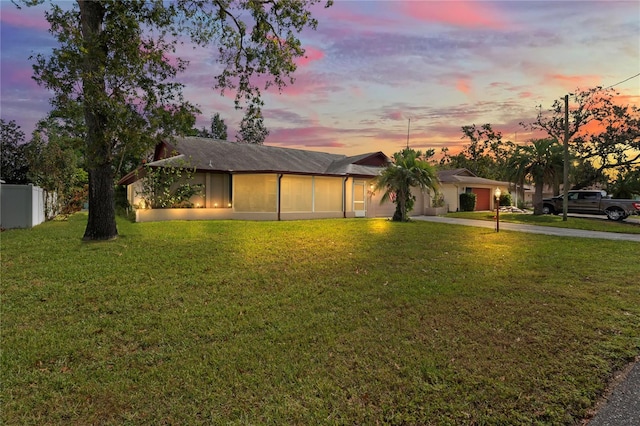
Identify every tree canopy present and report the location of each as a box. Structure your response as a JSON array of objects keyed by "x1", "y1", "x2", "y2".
[
  {"x1": 440, "y1": 123, "x2": 513, "y2": 181},
  {"x1": 21, "y1": 0, "x2": 331, "y2": 240},
  {"x1": 524, "y1": 87, "x2": 640, "y2": 177},
  {"x1": 0, "y1": 120, "x2": 30, "y2": 184},
  {"x1": 506, "y1": 139, "x2": 563, "y2": 215}
]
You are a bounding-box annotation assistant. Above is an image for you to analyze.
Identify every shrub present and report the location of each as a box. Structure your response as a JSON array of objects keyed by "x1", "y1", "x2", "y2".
[
  {"x1": 136, "y1": 160, "x2": 204, "y2": 209},
  {"x1": 432, "y1": 191, "x2": 445, "y2": 208},
  {"x1": 499, "y1": 192, "x2": 512, "y2": 207},
  {"x1": 459, "y1": 192, "x2": 476, "y2": 211}
]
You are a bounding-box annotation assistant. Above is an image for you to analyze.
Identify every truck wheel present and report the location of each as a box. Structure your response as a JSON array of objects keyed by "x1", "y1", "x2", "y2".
[
  {"x1": 605, "y1": 208, "x2": 627, "y2": 221},
  {"x1": 542, "y1": 205, "x2": 553, "y2": 215}
]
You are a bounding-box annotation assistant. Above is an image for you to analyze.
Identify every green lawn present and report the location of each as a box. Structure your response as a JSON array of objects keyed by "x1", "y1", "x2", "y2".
[
  {"x1": 446, "y1": 211, "x2": 640, "y2": 234},
  {"x1": 2, "y1": 214, "x2": 639, "y2": 425}
]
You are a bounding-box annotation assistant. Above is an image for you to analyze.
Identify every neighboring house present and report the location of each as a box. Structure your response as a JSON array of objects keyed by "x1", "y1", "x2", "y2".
[
  {"x1": 436, "y1": 168, "x2": 509, "y2": 212},
  {"x1": 118, "y1": 137, "x2": 400, "y2": 222},
  {"x1": 523, "y1": 185, "x2": 554, "y2": 208}
]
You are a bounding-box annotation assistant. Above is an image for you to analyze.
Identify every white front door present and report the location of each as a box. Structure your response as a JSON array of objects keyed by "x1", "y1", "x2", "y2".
[{"x1": 353, "y1": 181, "x2": 366, "y2": 217}]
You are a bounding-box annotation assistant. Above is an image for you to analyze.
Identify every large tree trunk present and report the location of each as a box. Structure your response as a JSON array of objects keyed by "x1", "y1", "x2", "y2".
[
  {"x1": 533, "y1": 175, "x2": 544, "y2": 215},
  {"x1": 84, "y1": 165, "x2": 117, "y2": 240},
  {"x1": 79, "y1": 1, "x2": 118, "y2": 240}
]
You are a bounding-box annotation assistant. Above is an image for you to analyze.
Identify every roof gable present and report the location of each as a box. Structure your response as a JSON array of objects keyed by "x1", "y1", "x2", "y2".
[
  {"x1": 437, "y1": 168, "x2": 477, "y2": 180},
  {"x1": 437, "y1": 168, "x2": 510, "y2": 186}
]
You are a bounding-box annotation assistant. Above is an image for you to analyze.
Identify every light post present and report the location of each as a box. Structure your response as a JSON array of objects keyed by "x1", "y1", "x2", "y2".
[{"x1": 495, "y1": 187, "x2": 501, "y2": 233}]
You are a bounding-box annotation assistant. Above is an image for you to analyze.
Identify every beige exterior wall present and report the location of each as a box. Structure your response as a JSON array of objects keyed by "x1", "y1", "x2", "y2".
[
  {"x1": 127, "y1": 180, "x2": 144, "y2": 207},
  {"x1": 438, "y1": 183, "x2": 506, "y2": 212},
  {"x1": 136, "y1": 208, "x2": 278, "y2": 223},
  {"x1": 440, "y1": 185, "x2": 460, "y2": 212},
  {"x1": 130, "y1": 173, "x2": 397, "y2": 223},
  {"x1": 366, "y1": 184, "x2": 439, "y2": 218}
]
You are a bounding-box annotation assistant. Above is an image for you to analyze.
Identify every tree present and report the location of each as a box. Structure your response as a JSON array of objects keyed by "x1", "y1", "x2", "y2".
[
  {"x1": 193, "y1": 113, "x2": 228, "y2": 140},
  {"x1": 0, "y1": 120, "x2": 30, "y2": 184},
  {"x1": 506, "y1": 139, "x2": 563, "y2": 215},
  {"x1": 26, "y1": 115, "x2": 89, "y2": 215},
  {"x1": 237, "y1": 104, "x2": 269, "y2": 144},
  {"x1": 440, "y1": 124, "x2": 514, "y2": 181},
  {"x1": 375, "y1": 148, "x2": 439, "y2": 222},
  {"x1": 26, "y1": 132, "x2": 86, "y2": 217},
  {"x1": 607, "y1": 168, "x2": 640, "y2": 199},
  {"x1": 22, "y1": 0, "x2": 331, "y2": 240},
  {"x1": 525, "y1": 88, "x2": 609, "y2": 147},
  {"x1": 523, "y1": 87, "x2": 640, "y2": 182},
  {"x1": 210, "y1": 113, "x2": 228, "y2": 140},
  {"x1": 570, "y1": 159, "x2": 607, "y2": 190},
  {"x1": 575, "y1": 103, "x2": 640, "y2": 175}
]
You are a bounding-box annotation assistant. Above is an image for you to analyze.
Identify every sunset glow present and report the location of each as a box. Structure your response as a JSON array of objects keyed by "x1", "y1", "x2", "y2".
[{"x1": 1, "y1": 1, "x2": 638, "y2": 158}]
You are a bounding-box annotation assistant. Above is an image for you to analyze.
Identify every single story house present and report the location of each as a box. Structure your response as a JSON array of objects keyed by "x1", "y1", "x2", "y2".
[
  {"x1": 436, "y1": 168, "x2": 510, "y2": 212},
  {"x1": 118, "y1": 137, "x2": 401, "y2": 222},
  {"x1": 118, "y1": 138, "x2": 509, "y2": 223}
]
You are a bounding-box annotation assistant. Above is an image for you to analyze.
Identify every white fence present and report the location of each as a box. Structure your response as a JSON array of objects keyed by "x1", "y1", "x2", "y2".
[{"x1": 1, "y1": 184, "x2": 53, "y2": 229}]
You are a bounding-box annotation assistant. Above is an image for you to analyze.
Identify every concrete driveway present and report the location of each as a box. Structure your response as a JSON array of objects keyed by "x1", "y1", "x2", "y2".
[{"x1": 413, "y1": 215, "x2": 640, "y2": 242}]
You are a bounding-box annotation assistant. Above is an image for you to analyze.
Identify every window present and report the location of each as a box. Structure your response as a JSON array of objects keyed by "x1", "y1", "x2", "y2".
[
  {"x1": 314, "y1": 177, "x2": 343, "y2": 212},
  {"x1": 281, "y1": 176, "x2": 313, "y2": 212},
  {"x1": 233, "y1": 174, "x2": 277, "y2": 212}
]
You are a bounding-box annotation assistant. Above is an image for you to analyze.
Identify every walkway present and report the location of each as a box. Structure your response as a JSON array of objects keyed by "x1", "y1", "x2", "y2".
[
  {"x1": 588, "y1": 359, "x2": 640, "y2": 425},
  {"x1": 413, "y1": 216, "x2": 640, "y2": 242}
]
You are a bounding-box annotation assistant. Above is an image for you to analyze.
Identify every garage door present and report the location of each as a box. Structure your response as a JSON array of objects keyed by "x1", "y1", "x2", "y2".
[{"x1": 471, "y1": 188, "x2": 491, "y2": 211}]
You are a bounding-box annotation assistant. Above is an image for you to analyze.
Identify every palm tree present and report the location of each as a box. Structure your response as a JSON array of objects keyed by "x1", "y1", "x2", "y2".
[
  {"x1": 375, "y1": 148, "x2": 439, "y2": 222},
  {"x1": 506, "y1": 139, "x2": 563, "y2": 215}
]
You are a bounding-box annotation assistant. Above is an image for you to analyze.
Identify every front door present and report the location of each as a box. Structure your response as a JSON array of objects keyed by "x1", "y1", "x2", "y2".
[{"x1": 353, "y1": 181, "x2": 366, "y2": 217}]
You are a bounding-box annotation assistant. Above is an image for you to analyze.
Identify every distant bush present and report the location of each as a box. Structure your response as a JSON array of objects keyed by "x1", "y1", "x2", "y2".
[
  {"x1": 459, "y1": 192, "x2": 476, "y2": 212},
  {"x1": 499, "y1": 192, "x2": 512, "y2": 207}
]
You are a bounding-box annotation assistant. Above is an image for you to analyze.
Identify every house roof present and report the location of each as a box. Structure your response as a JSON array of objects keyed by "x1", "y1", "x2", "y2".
[
  {"x1": 118, "y1": 137, "x2": 389, "y2": 185},
  {"x1": 437, "y1": 168, "x2": 511, "y2": 187}
]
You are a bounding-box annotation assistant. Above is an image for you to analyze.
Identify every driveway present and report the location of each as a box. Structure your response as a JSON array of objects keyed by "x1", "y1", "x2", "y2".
[{"x1": 413, "y1": 216, "x2": 640, "y2": 242}]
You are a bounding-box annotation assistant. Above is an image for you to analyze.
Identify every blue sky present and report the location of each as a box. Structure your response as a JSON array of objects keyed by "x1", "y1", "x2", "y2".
[{"x1": 1, "y1": 0, "x2": 639, "y2": 157}]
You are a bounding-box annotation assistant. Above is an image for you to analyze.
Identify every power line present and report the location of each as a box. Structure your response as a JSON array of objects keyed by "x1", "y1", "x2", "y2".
[{"x1": 604, "y1": 72, "x2": 640, "y2": 89}]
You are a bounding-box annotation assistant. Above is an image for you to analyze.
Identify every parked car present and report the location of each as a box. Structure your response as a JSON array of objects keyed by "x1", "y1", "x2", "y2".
[{"x1": 542, "y1": 190, "x2": 640, "y2": 221}]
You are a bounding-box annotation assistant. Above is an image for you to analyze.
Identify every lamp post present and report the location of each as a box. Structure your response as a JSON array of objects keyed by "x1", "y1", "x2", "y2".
[{"x1": 495, "y1": 187, "x2": 502, "y2": 233}]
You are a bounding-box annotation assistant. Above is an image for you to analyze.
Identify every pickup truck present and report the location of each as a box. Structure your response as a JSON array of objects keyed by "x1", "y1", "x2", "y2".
[{"x1": 542, "y1": 190, "x2": 640, "y2": 221}]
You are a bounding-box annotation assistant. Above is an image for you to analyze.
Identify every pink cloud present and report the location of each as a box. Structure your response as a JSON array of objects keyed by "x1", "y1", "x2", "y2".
[
  {"x1": 295, "y1": 46, "x2": 324, "y2": 67},
  {"x1": 455, "y1": 78, "x2": 472, "y2": 95},
  {"x1": 384, "y1": 110, "x2": 406, "y2": 121},
  {"x1": 543, "y1": 73, "x2": 602, "y2": 91},
  {"x1": 318, "y1": 5, "x2": 399, "y2": 32},
  {"x1": 0, "y1": 6, "x2": 50, "y2": 31},
  {"x1": 2, "y1": 66, "x2": 39, "y2": 89},
  {"x1": 401, "y1": 1, "x2": 509, "y2": 30}
]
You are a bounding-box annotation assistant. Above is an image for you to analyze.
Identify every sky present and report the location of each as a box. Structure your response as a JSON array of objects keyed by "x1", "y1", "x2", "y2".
[{"x1": 1, "y1": 0, "x2": 639, "y2": 158}]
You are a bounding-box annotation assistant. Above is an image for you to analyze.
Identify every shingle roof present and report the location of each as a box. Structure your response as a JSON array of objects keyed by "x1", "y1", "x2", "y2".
[
  {"x1": 437, "y1": 168, "x2": 510, "y2": 186},
  {"x1": 118, "y1": 137, "x2": 389, "y2": 185}
]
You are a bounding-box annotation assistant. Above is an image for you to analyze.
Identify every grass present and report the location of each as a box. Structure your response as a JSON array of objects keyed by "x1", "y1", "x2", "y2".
[
  {"x1": 446, "y1": 211, "x2": 640, "y2": 234},
  {"x1": 2, "y1": 213, "x2": 639, "y2": 425}
]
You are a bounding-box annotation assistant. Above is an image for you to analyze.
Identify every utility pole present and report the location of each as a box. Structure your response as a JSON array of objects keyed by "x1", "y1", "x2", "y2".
[
  {"x1": 562, "y1": 94, "x2": 569, "y2": 221},
  {"x1": 406, "y1": 118, "x2": 410, "y2": 149}
]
